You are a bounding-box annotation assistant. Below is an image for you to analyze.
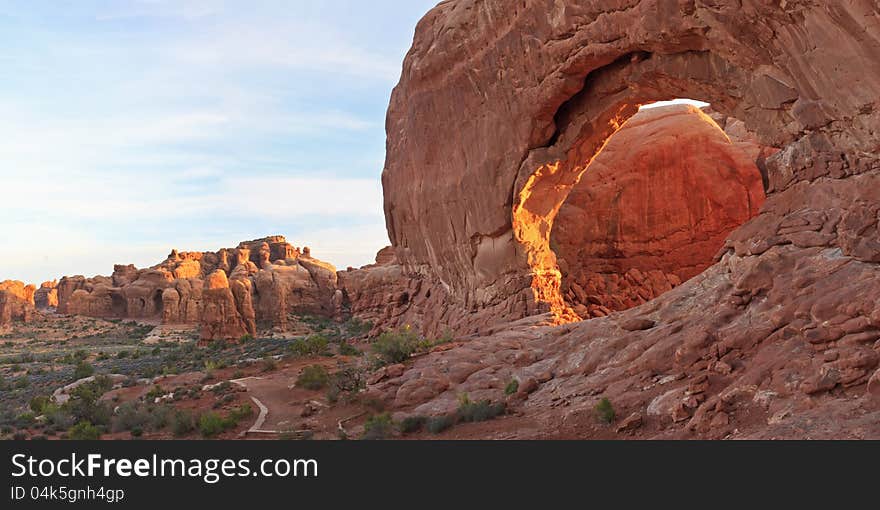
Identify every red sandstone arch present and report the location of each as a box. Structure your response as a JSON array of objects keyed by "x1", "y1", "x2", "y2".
[{"x1": 383, "y1": 0, "x2": 880, "y2": 334}]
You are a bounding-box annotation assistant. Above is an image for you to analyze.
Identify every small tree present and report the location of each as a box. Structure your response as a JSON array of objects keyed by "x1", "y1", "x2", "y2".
[
  {"x1": 73, "y1": 361, "x2": 94, "y2": 381},
  {"x1": 595, "y1": 398, "x2": 616, "y2": 424}
]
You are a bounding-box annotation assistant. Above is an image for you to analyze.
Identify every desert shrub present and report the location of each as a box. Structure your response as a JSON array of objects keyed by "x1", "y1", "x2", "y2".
[
  {"x1": 171, "y1": 410, "x2": 195, "y2": 437},
  {"x1": 457, "y1": 395, "x2": 506, "y2": 423},
  {"x1": 29, "y1": 395, "x2": 51, "y2": 414},
  {"x1": 344, "y1": 318, "x2": 373, "y2": 337},
  {"x1": 198, "y1": 412, "x2": 226, "y2": 438},
  {"x1": 296, "y1": 365, "x2": 330, "y2": 390},
  {"x1": 504, "y1": 379, "x2": 520, "y2": 396},
  {"x1": 145, "y1": 385, "x2": 166, "y2": 401},
  {"x1": 371, "y1": 327, "x2": 420, "y2": 366},
  {"x1": 260, "y1": 357, "x2": 278, "y2": 373},
  {"x1": 64, "y1": 377, "x2": 112, "y2": 427},
  {"x1": 112, "y1": 403, "x2": 171, "y2": 433},
  {"x1": 42, "y1": 404, "x2": 75, "y2": 430},
  {"x1": 15, "y1": 412, "x2": 36, "y2": 429},
  {"x1": 240, "y1": 334, "x2": 255, "y2": 342},
  {"x1": 362, "y1": 413, "x2": 393, "y2": 440},
  {"x1": 72, "y1": 361, "x2": 94, "y2": 381},
  {"x1": 595, "y1": 398, "x2": 616, "y2": 424},
  {"x1": 399, "y1": 416, "x2": 427, "y2": 434},
  {"x1": 232, "y1": 369, "x2": 245, "y2": 379},
  {"x1": 116, "y1": 350, "x2": 130, "y2": 359},
  {"x1": 326, "y1": 367, "x2": 365, "y2": 404},
  {"x1": 131, "y1": 427, "x2": 143, "y2": 438},
  {"x1": 12, "y1": 431, "x2": 28, "y2": 440},
  {"x1": 290, "y1": 334, "x2": 330, "y2": 357},
  {"x1": 68, "y1": 421, "x2": 101, "y2": 440},
  {"x1": 198, "y1": 410, "x2": 244, "y2": 438},
  {"x1": 228, "y1": 405, "x2": 253, "y2": 422},
  {"x1": 426, "y1": 415, "x2": 455, "y2": 435},
  {"x1": 210, "y1": 381, "x2": 232, "y2": 395},
  {"x1": 338, "y1": 342, "x2": 361, "y2": 356}
]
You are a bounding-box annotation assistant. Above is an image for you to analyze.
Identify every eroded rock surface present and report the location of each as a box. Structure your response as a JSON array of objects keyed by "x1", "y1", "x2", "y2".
[
  {"x1": 367, "y1": 0, "x2": 880, "y2": 438},
  {"x1": 383, "y1": 0, "x2": 880, "y2": 334},
  {"x1": 552, "y1": 105, "x2": 766, "y2": 318},
  {"x1": 54, "y1": 237, "x2": 341, "y2": 341}
]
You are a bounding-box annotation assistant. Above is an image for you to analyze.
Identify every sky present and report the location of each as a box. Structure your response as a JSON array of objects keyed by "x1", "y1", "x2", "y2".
[{"x1": 0, "y1": 0, "x2": 438, "y2": 284}]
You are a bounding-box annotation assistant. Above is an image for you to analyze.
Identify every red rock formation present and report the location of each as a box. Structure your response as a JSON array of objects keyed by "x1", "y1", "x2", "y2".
[
  {"x1": 339, "y1": 248, "x2": 418, "y2": 333},
  {"x1": 382, "y1": 0, "x2": 880, "y2": 335},
  {"x1": 200, "y1": 270, "x2": 256, "y2": 342},
  {"x1": 34, "y1": 281, "x2": 58, "y2": 309},
  {"x1": 54, "y1": 236, "x2": 340, "y2": 341},
  {"x1": 0, "y1": 281, "x2": 36, "y2": 327},
  {"x1": 552, "y1": 105, "x2": 766, "y2": 318},
  {"x1": 361, "y1": 1, "x2": 880, "y2": 438}
]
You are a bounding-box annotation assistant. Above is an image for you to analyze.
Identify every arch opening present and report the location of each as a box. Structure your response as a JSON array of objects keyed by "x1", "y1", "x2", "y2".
[
  {"x1": 550, "y1": 102, "x2": 767, "y2": 319},
  {"x1": 510, "y1": 49, "x2": 792, "y2": 324}
]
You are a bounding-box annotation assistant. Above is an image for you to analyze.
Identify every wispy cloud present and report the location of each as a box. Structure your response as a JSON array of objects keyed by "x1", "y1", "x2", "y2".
[{"x1": 0, "y1": 0, "x2": 437, "y2": 284}]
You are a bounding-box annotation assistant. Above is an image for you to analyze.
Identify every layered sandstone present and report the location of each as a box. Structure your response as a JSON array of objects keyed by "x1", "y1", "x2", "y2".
[
  {"x1": 54, "y1": 237, "x2": 340, "y2": 341},
  {"x1": 0, "y1": 281, "x2": 36, "y2": 327},
  {"x1": 552, "y1": 105, "x2": 766, "y2": 318},
  {"x1": 383, "y1": 0, "x2": 880, "y2": 334}
]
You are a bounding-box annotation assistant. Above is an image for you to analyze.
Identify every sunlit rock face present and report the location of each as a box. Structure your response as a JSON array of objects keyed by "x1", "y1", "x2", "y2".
[
  {"x1": 0, "y1": 281, "x2": 36, "y2": 327},
  {"x1": 53, "y1": 236, "x2": 341, "y2": 341},
  {"x1": 34, "y1": 281, "x2": 58, "y2": 309},
  {"x1": 383, "y1": 0, "x2": 880, "y2": 334},
  {"x1": 364, "y1": 1, "x2": 880, "y2": 438},
  {"x1": 551, "y1": 105, "x2": 766, "y2": 318}
]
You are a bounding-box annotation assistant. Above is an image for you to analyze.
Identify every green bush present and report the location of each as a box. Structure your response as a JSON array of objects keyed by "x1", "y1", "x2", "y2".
[
  {"x1": 326, "y1": 367, "x2": 365, "y2": 404},
  {"x1": 344, "y1": 318, "x2": 373, "y2": 337},
  {"x1": 64, "y1": 377, "x2": 113, "y2": 427},
  {"x1": 29, "y1": 395, "x2": 51, "y2": 414},
  {"x1": 171, "y1": 410, "x2": 195, "y2": 437},
  {"x1": 290, "y1": 334, "x2": 330, "y2": 357},
  {"x1": 338, "y1": 342, "x2": 361, "y2": 356},
  {"x1": 197, "y1": 409, "x2": 244, "y2": 438},
  {"x1": 112, "y1": 403, "x2": 171, "y2": 433},
  {"x1": 371, "y1": 327, "x2": 420, "y2": 366},
  {"x1": 68, "y1": 421, "x2": 101, "y2": 440},
  {"x1": 457, "y1": 395, "x2": 506, "y2": 423},
  {"x1": 198, "y1": 412, "x2": 227, "y2": 438},
  {"x1": 145, "y1": 385, "x2": 166, "y2": 401},
  {"x1": 228, "y1": 405, "x2": 253, "y2": 422},
  {"x1": 362, "y1": 413, "x2": 393, "y2": 440},
  {"x1": 504, "y1": 379, "x2": 520, "y2": 396},
  {"x1": 73, "y1": 361, "x2": 94, "y2": 381},
  {"x1": 399, "y1": 416, "x2": 427, "y2": 434},
  {"x1": 296, "y1": 365, "x2": 330, "y2": 390},
  {"x1": 15, "y1": 412, "x2": 36, "y2": 429},
  {"x1": 426, "y1": 415, "x2": 455, "y2": 435},
  {"x1": 595, "y1": 398, "x2": 615, "y2": 424}
]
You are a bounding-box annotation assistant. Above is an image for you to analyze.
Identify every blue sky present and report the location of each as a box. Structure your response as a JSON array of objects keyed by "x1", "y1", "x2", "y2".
[{"x1": 0, "y1": 0, "x2": 438, "y2": 283}]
